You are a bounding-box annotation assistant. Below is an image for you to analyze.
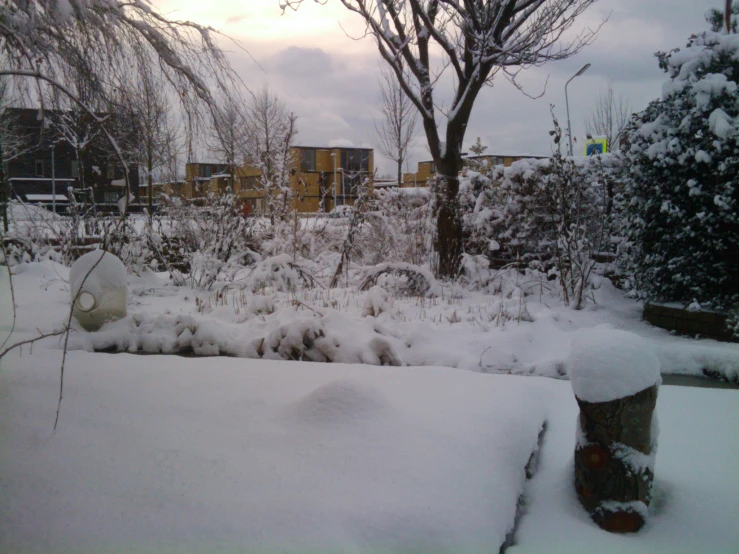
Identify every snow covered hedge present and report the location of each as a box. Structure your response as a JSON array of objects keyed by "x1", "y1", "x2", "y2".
[
  {"x1": 459, "y1": 116, "x2": 621, "y2": 308},
  {"x1": 460, "y1": 154, "x2": 621, "y2": 268},
  {"x1": 621, "y1": 31, "x2": 739, "y2": 312}
]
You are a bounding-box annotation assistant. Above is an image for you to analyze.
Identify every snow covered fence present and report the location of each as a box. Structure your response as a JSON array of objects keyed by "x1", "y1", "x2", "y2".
[{"x1": 568, "y1": 329, "x2": 661, "y2": 533}]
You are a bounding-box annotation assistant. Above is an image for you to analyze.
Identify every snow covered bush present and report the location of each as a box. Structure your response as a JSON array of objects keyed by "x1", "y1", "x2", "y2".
[
  {"x1": 245, "y1": 254, "x2": 318, "y2": 293},
  {"x1": 362, "y1": 285, "x2": 391, "y2": 317},
  {"x1": 461, "y1": 113, "x2": 619, "y2": 308},
  {"x1": 621, "y1": 30, "x2": 739, "y2": 311},
  {"x1": 369, "y1": 187, "x2": 434, "y2": 266},
  {"x1": 359, "y1": 262, "x2": 440, "y2": 297},
  {"x1": 162, "y1": 194, "x2": 260, "y2": 289}
]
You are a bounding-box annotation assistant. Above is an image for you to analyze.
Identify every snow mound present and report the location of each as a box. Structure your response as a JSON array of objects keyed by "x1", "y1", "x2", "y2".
[
  {"x1": 362, "y1": 285, "x2": 391, "y2": 317},
  {"x1": 568, "y1": 329, "x2": 661, "y2": 403},
  {"x1": 288, "y1": 379, "x2": 390, "y2": 425}
]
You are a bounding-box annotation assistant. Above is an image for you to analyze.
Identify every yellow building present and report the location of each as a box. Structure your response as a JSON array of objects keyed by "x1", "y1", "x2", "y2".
[
  {"x1": 162, "y1": 149, "x2": 374, "y2": 213},
  {"x1": 401, "y1": 153, "x2": 548, "y2": 188},
  {"x1": 235, "y1": 146, "x2": 374, "y2": 214}
]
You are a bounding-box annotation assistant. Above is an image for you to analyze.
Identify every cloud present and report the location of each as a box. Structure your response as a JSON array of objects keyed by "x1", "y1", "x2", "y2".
[
  {"x1": 231, "y1": 0, "x2": 713, "y2": 174},
  {"x1": 226, "y1": 14, "x2": 248, "y2": 25}
]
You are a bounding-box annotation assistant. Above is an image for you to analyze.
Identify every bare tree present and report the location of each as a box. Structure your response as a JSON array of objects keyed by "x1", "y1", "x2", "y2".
[
  {"x1": 371, "y1": 65, "x2": 418, "y2": 187},
  {"x1": 244, "y1": 88, "x2": 298, "y2": 222},
  {"x1": 284, "y1": 0, "x2": 600, "y2": 278},
  {"x1": 116, "y1": 53, "x2": 176, "y2": 216},
  {"x1": 0, "y1": 0, "x2": 240, "y2": 215},
  {"x1": 584, "y1": 79, "x2": 630, "y2": 152},
  {"x1": 209, "y1": 93, "x2": 249, "y2": 193}
]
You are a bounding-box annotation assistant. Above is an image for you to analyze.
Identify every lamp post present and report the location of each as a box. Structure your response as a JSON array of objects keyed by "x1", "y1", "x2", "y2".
[
  {"x1": 565, "y1": 63, "x2": 591, "y2": 157},
  {"x1": 330, "y1": 152, "x2": 337, "y2": 211},
  {"x1": 51, "y1": 142, "x2": 56, "y2": 215}
]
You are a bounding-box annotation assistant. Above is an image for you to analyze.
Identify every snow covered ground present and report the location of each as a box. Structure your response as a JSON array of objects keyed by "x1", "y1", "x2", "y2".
[
  {"x1": 19, "y1": 256, "x2": 733, "y2": 383},
  {"x1": 1, "y1": 259, "x2": 738, "y2": 552}
]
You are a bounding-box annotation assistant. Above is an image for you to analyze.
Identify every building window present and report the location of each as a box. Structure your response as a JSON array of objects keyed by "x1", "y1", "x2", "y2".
[
  {"x1": 71, "y1": 160, "x2": 79, "y2": 178},
  {"x1": 344, "y1": 174, "x2": 364, "y2": 196},
  {"x1": 301, "y1": 149, "x2": 316, "y2": 172},
  {"x1": 200, "y1": 165, "x2": 213, "y2": 178},
  {"x1": 103, "y1": 192, "x2": 118, "y2": 203},
  {"x1": 240, "y1": 176, "x2": 260, "y2": 190},
  {"x1": 341, "y1": 149, "x2": 369, "y2": 173},
  {"x1": 35, "y1": 160, "x2": 44, "y2": 177},
  {"x1": 106, "y1": 161, "x2": 116, "y2": 179}
]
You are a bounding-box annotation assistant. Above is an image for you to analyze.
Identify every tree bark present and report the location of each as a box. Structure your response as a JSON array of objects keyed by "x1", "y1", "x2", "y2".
[
  {"x1": 574, "y1": 384, "x2": 659, "y2": 533},
  {"x1": 434, "y1": 157, "x2": 463, "y2": 279}
]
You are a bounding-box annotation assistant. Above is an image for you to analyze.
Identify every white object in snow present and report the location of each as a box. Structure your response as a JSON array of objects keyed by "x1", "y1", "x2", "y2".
[
  {"x1": 70, "y1": 250, "x2": 127, "y2": 331},
  {"x1": 568, "y1": 328, "x2": 661, "y2": 403}
]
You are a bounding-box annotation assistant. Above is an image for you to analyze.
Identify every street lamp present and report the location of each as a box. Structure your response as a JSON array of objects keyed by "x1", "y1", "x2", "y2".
[
  {"x1": 330, "y1": 152, "x2": 337, "y2": 211},
  {"x1": 50, "y1": 142, "x2": 56, "y2": 215},
  {"x1": 565, "y1": 63, "x2": 591, "y2": 157}
]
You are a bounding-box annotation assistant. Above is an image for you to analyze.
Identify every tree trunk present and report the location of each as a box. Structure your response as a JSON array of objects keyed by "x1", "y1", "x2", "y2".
[
  {"x1": 574, "y1": 384, "x2": 659, "y2": 533},
  {"x1": 434, "y1": 157, "x2": 463, "y2": 279}
]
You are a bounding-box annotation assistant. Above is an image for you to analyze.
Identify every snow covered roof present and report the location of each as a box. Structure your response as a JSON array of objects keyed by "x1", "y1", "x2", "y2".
[
  {"x1": 25, "y1": 194, "x2": 68, "y2": 202},
  {"x1": 9, "y1": 177, "x2": 75, "y2": 182}
]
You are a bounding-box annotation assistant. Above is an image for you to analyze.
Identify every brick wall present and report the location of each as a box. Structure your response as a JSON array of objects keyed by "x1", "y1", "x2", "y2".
[{"x1": 643, "y1": 304, "x2": 735, "y2": 342}]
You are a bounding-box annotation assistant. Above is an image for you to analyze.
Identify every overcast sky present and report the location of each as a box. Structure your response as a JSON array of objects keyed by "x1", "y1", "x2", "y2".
[{"x1": 154, "y1": 0, "x2": 710, "y2": 176}]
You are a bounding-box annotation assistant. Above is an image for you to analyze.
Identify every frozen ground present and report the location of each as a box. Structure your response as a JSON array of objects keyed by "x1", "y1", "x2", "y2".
[{"x1": 1, "y1": 260, "x2": 738, "y2": 552}]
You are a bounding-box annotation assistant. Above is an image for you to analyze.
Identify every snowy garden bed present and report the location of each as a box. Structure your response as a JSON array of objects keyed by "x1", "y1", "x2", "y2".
[{"x1": 6, "y1": 259, "x2": 739, "y2": 383}]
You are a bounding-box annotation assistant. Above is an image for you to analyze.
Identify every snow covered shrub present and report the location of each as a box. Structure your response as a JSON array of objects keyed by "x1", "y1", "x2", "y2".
[
  {"x1": 245, "y1": 254, "x2": 318, "y2": 293},
  {"x1": 621, "y1": 31, "x2": 739, "y2": 311},
  {"x1": 162, "y1": 194, "x2": 259, "y2": 289},
  {"x1": 369, "y1": 187, "x2": 434, "y2": 266},
  {"x1": 457, "y1": 253, "x2": 496, "y2": 290},
  {"x1": 362, "y1": 285, "x2": 391, "y2": 317},
  {"x1": 463, "y1": 114, "x2": 618, "y2": 308},
  {"x1": 359, "y1": 262, "x2": 440, "y2": 297}
]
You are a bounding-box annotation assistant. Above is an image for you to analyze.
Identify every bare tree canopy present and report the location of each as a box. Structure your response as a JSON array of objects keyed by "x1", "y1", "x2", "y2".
[
  {"x1": 584, "y1": 79, "x2": 630, "y2": 152},
  {"x1": 371, "y1": 65, "x2": 418, "y2": 187},
  {"x1": 208, "y1": 92, "x2": 249, "y2": 191},
  {"x1": 283, "y1": 0, "x2": 601, "y2": 277},
  {"x1": 244, "y1": 87, "x2": 298, "y2": 222}
]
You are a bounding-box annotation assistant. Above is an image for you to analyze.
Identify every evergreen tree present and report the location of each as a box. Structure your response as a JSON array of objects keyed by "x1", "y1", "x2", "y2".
[{"x1": 621, "y1": 30, "x2": 739, "y2": 310}]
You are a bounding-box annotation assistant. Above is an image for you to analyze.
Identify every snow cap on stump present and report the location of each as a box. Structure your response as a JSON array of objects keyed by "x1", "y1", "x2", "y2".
[{"x1": 568, "y1": 328, "x2": 661, "y2": 403}]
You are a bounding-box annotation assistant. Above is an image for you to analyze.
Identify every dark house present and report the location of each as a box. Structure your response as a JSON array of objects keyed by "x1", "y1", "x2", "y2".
[{"x1": 1, "y1": 107, "x2": 139, "y2": 213}]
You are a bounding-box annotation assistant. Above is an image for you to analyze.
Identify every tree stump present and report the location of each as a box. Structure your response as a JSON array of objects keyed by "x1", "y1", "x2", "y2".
[
  {"x1": 574, "y1": 383, "x2": 659, "y2": 532},
  {"x1": 568, "y1": 329, "x2": 661, "y2": 533}
]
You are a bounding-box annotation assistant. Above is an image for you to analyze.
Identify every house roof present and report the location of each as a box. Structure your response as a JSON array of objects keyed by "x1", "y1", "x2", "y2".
[{"x1": 294, "y1": 145, "x2": 373, "y2": 151}]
